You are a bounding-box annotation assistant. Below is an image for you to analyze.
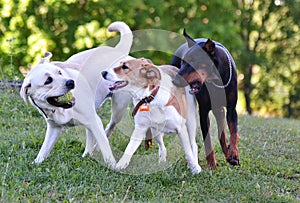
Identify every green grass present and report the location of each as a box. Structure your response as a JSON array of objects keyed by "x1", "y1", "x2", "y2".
[{"x1": 0, "y1": 87, "x2": 299, "y2": 202}]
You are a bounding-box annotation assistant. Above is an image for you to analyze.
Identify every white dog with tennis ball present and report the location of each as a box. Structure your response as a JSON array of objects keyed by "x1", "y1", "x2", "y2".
[{"x1": 20, "y1": 21, "x2": 133, "y2": 167}]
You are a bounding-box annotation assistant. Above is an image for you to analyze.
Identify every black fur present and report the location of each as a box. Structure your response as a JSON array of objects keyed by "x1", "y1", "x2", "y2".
[{"x1": 172, "y1": 31, "x2": 239, "y2": 169}]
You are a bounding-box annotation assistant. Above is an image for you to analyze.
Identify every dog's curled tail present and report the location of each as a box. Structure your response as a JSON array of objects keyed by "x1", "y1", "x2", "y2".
[{"x1": 108, "y1": 21, "x2": 133, "y2": 55}]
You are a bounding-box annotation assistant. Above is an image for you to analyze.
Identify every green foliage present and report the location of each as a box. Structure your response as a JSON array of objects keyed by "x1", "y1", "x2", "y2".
[
  {"x1": 235, "y1": 0, "x2": 300, "y2": 117},
  {"x1": 0, "y1": 0, "x2": 300, "y2": 116},
  {"x1": 0, "y1": 87, "x2": 299, "y2": 202}
]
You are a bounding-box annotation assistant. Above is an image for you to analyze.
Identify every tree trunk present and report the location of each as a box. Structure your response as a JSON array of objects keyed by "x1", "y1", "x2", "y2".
[{"x1": 244, "y1": 65, "x2": 253, "y2": 115}]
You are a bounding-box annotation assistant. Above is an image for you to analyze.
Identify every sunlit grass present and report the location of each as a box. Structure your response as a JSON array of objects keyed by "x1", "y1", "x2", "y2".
[{"x1": 0, "y1": 86, "x2": 299, "y2": 202}]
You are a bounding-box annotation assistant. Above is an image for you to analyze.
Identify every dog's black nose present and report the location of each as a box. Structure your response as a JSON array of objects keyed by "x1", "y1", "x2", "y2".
[
  {"x1": 66, "y1": 79, "x2": 75, "y2": 89},
  {"x1": 101, "y1": 71, "x2": 108, "y2": 79}
]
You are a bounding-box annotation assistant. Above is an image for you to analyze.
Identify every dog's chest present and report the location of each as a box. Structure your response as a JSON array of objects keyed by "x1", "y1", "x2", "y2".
[{"x1": 135, "y1": 105, "x2": 185, "y2": 133}]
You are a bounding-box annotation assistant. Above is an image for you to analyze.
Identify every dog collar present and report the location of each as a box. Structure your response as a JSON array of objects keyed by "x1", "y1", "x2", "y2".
[{"x1": 132, "y1": 86, "x2": 160, "y2": 117}]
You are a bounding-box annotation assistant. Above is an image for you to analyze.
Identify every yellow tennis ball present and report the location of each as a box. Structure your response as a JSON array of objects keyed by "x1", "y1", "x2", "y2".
[{"x1": 58, "y1": 92, "x2": 73, "y2": 103}]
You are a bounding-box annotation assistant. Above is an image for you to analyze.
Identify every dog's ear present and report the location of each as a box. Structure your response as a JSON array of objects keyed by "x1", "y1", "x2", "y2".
[
  {"x1": 183, "y1": 29, "x2": 196, "y2": 48},
  {"x1": 140, "y1": 63, "x2": 161, "y2": 80},
  {"x1": 20, "y1": 78, "x2": 31, "y2": 105},
  {"x1": 203, "y1": 39, "x2": 215, "y2": 56},
  {"x1": 141, "y1": 58, "x2": 154, "y2": 64},
  {"x1": 39, "y1": 51, "x2": 53, "y2": 64}
]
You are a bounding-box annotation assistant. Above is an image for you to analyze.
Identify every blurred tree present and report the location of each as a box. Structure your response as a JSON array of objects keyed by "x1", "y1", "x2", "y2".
[
  {"x1": 0, "y1": 0, "x2": 299, "y2": 117},
  {"x1": 0, "y1": 0, "x2": 241, "y2": 78},
  {"x1": 235, "y1": 0, "x2": 300, "y2": 117}
]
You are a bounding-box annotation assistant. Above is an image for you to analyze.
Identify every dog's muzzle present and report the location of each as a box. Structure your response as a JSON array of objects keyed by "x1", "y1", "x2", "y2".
[
  {"x1": 66, "y1": 79, "x2": 75, "y2": 89},
  {"x1": 47, "y1": 79, "x2": 76, "y2": 109},
  {"x1": 172, "y1": 74, "x2": 188, "y2": 87}
]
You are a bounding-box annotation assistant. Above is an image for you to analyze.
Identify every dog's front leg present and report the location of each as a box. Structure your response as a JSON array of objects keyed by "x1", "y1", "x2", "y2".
[
  {"x1": 34, "y1": 121, "x2": 62, "y2": 164},
  {"x1": 199, "y1": 107, "x2": 217, "y2": 169},
  {"x1": 116, "y1": 126, "x2": 147, "y2": 170}
]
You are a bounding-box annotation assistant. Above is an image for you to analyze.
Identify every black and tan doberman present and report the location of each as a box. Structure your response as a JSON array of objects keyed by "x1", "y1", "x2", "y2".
[{"x1": 172, "y1": 30, "x2": 239, "y2": 169}]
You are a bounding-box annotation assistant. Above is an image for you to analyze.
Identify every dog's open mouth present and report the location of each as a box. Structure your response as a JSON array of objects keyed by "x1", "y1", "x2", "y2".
[
  {"x1": 109, "y1": 80, "x2": 128, "y2": 91},
  {"x1": 189, "y1": 80, "x2": 202, "y2": 94},
  {"x1": 47, "y1": 92, "x2": 75, "y2": 109}
]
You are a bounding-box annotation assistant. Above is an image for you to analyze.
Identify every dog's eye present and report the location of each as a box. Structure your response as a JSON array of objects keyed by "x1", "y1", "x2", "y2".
[
  {"x1": 44, "y1": 76, "x2": 53, "y2": 85},
  {"x1": 122, "y1": 64, "x2": 129, "y2": 70}
]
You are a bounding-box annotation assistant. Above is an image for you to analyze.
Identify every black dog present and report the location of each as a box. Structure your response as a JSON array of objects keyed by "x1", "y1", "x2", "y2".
[{"x1": 172, "y1": 30, "x2": 239, "y2": 169}]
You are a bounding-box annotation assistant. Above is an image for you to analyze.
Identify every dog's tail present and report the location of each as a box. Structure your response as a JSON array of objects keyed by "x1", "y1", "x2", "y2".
[{"x1": 108, "y1": 21, "x2": 133, "y2": 55}]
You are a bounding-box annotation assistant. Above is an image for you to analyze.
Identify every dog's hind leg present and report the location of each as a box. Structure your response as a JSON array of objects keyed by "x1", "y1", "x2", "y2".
[
  {"x1": 105, "y1": 92, "x2": 131, "y2": 137},
  {"x1": 212, "y1": 107, "x2": 229, "y2": 158},
  {"x1": 152, "y1": 130, "x2": 166, "y2": 163},
  {"x1": 177, "y1": 125, "x2": 202, "y2": 174},
  {"x1": 87, "y1": 115, "x2": 116, "y2": 168},
  {"x1": 226, "y1": 106, "x2": 239, "y2": 166},
  {"x1": 34, "y1": 121, "x2": 62, "y2": 164},
  {"x1": 82, "y1": 129, "x2": 96, "y2": 157}
]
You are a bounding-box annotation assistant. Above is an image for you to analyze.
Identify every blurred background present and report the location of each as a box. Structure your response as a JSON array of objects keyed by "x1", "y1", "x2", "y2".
[{"x1": 0, "y1": 0, "x2": 299, "y2": 118}]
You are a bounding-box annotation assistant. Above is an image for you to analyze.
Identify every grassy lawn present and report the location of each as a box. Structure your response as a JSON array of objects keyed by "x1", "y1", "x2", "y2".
[{"x1": 0, "y1": 86, "x2": 299, "y2": 202}]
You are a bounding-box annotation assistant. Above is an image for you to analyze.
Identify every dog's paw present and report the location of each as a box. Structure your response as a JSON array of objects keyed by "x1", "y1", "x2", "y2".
[
  {"x1": 115, "y1": 155, "x2": 131, "y2": 170},
  {"x1": 158, "y1": 149, "x2": 167, "y2": 163},
  {"x1": 190, "y1": 164, "x2": 202, "y2": 174},
  {"x1": 82, "y1": 150, "x2": 93, "y2": 158},
  {"x1": 206, "y1": 151, "x2": 218, "y2": 170},
  {"x1": 33, "y1": 157, "x2": 44, "y2": 164},
  {"x1": 106, "y1": 160, "x2": 117, "y2": 170},
  {"x1": 226, "y1": 145, "x2": 239, "y2": 166},
  {"x1": 158, "y1": 155, "x2": 166, "y2": 163},
  {"x1": 115, "y1": 161, "x2": 129, "y2": 170}
]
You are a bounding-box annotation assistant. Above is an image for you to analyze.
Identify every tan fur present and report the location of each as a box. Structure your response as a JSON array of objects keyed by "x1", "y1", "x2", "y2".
[
  {"x1": 104, "y1": 58, "x2": 202, "y2": 173},
  {"x1": 165, "y1": 86, "x2": 187, "y2": 119},
  {"x1": 113, "y1": 59, "x2": 187, "y2": 118},
  {"x1": 159, "y1": 65, "x2": 187, "y2": 119},
  {"x1": 113, "y1": 58, "x2": 160, "y2": 89}
]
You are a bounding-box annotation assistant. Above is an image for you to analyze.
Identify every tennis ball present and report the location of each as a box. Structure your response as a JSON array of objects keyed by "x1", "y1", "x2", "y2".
[{"x1": 58, "y1": 92, "x2": 73, "y2": 103}]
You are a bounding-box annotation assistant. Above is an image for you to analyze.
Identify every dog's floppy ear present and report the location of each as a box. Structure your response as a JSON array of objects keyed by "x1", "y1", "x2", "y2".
[
  {"x1": 39, "y1": 51, "x2": 53, "y2": 64},
  {"x1": 203, "y1": 39, "x2": 215, "y2": 56},
  {"x1": 20, "y1": 78, "x2": 31, "y2": 105},
  {"x1": 141, "y1": 58, "x2": 154, "y2": 65},
  {"x1": 183, "y1": 29, "x2": 196, "y2": 48},
  {"x1": 140, "y1": 63, "x2": 161, "y2": 80}
]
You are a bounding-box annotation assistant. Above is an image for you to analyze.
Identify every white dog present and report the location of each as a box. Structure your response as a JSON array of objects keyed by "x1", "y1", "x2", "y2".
[
  {"x1": 20, "y1": 21, "x2": 133, "y2": 167},
  {"x1": 102, "y1": 58, "x2": 202, "y2": 174}
]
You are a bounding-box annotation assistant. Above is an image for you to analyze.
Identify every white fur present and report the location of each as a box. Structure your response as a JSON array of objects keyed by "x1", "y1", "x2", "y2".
[
  {"x1": 104, "y1": 62, "x2": 202, "y2": 174},
  {"x1": 20, "y1": 21, "x2": 133, "y2": 168}
]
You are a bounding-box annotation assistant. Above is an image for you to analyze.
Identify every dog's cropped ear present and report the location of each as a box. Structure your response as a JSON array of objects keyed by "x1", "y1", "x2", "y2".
[
  {"x1": 140, "y1": 63, "x2": 161, "y2": 80},
  {"x1": 183, "y1": 29, "x2": 196, "y2": 48},
  {"x1": 20, "y1": 78, "x2": 31, "y2": 105},
  {"x1": 203, "y1": 39, "x2": 215, "y2": 56},
  {"x1": 39, "y1": 51, "x2": 53, "y2": 64}
]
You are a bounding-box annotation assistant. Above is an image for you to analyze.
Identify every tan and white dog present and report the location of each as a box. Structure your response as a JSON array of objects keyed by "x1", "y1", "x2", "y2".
[
  {"x1": 20, "y1": 21, "x2": 133, "y2": 167},
  {"x1": 102, "y1": 58, "x2": 202, "y2": 174}
]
